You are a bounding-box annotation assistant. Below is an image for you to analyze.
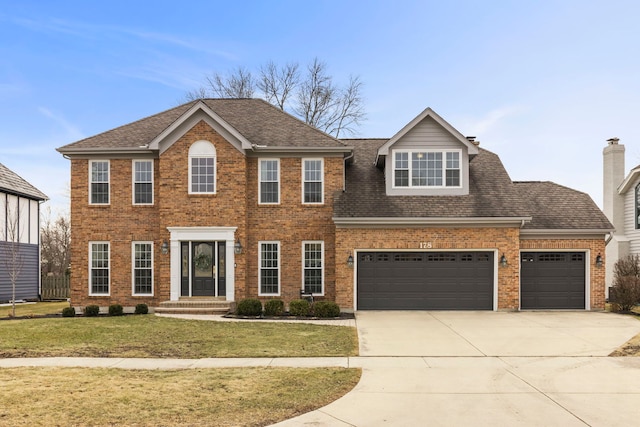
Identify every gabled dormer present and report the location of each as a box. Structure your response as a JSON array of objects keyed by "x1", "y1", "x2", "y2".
[{"x1": 376, "y1": 107, "x2": 479, "y2": 196}]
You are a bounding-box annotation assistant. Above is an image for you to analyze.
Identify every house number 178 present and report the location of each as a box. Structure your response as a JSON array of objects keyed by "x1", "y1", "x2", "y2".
[{"x1": 419, "y1": 242, "x2": 432, "y2": 249}]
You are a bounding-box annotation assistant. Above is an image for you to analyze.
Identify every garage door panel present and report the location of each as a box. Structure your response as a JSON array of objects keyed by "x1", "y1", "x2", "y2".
[
  {"x1": 521, "y1": 252, "x2": 585, "y2": 309},
  {"x1": 357, "y1": 251, "x2": 494, "y2": 310}
]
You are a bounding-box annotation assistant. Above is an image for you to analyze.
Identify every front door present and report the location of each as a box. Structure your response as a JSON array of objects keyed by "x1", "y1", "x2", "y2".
[{"x1": 192, "y1": 242, "x2": 215, "y2": 296}]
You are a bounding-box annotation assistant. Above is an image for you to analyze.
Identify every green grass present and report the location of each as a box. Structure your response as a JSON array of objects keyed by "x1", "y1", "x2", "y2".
[{"x1": 0, "y1": 315, "x2": 359, "y2": 358}]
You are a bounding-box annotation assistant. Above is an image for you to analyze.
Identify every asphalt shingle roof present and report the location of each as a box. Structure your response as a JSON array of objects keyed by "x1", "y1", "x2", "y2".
[
  {"x1": 57, "y1": 99, "x2": 346, "y2": 152},
  {"x1": 335, "y1": 139, "x2": 612, "y2": 231},
  {"x1": 513, "y1": 181, "x2": 613, "y2": 230},
  {"x1": 0, "y1": 163, "x2": 48, "y2": 201}
]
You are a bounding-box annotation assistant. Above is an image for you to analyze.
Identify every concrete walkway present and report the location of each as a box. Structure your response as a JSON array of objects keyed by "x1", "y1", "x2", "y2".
[{"x1": 2, "y1": 311, "x2": 640, "y2": 426}]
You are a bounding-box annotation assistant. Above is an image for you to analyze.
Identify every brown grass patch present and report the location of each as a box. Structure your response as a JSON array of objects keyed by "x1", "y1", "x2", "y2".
[{"x1": 0, "y1": 367, "x2": 361, "y2": 426}]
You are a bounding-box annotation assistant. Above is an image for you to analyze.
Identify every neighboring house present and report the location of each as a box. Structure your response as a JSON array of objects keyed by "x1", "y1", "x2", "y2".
[
  {"x1": 603, "y1": 138, "x2": 640, "y2": 293},
  {"x1": 57, "y1": 100, "x2": 612, "y2": 312},
  {"x1": 0, "y1": 163, "x2": 48, "y2": 301}
]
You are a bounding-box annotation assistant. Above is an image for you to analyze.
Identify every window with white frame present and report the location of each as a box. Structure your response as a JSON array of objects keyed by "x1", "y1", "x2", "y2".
[
  {"x1": 303, "y1": 159, "x2": 323, "y2": 204},
  {"x1": 303, "y1": 241, "x2": 324, "y2": 294},
  {"x1": 259, "y1": 159, "x2": 279, "y2": 204},
  {"x1": 90, "y1": 160, "x2": 110, "y2": 204},
  {"x1": 393, "y1": 150, "x2": 461, "y2": 188},
  {"x1": 132, "y1": 242, "x2": 153, "y2": 295},
  {"x1": 133, "y1": 160, "x2": 153, "y2": 205},
  {"x1": 90, "y1": 242, "x2": 110, "y2": 295},
  {"x1": 189, "y1": 141, "x2": 216, "y2": 194},
  {"x1": 259, "y1": 241, "x2": 280, "y2": 295},
  {"x1": 636, "y1": 184, "x2": 640, "y2": 229}
]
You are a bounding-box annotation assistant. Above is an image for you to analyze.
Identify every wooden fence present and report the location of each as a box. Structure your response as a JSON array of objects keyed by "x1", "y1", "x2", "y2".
[{"x1": 41, "y1": 275, "x2": 70, "y2": 300}]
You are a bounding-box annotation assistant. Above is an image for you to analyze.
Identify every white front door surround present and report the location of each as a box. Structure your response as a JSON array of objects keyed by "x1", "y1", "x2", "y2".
[{"x1": 167, "y1": 226, "x2": 237, "y2": 301}]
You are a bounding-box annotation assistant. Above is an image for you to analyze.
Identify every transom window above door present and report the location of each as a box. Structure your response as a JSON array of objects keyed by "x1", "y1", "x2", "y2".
[{"x1": 393, "y1": 150, "x2": 461, "y2": 188}]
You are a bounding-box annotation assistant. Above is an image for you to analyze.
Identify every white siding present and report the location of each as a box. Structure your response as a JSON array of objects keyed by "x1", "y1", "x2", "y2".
[
  {"x1": 623, "y1": 179, "x2": 640, "y2": 254},
  {"x1": 393, "y1": 116, "x2": 465, "y2": 150},
  {"x1": 29, "y1": 200, "x2": 39, "y2": 245},
  {"x1": 18, "y1": 197, "x2": 29, "y2": 243},
  {"x1": 0, "y1": 194, "x2": 5, "y2": 241}
]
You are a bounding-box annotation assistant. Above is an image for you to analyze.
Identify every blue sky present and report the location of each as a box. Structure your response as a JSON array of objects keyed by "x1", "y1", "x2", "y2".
[{"x1": 1, "y1": 0, "x2": 638, "y2": 214}]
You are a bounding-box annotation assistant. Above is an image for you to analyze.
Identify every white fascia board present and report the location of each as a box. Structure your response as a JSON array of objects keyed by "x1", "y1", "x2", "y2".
[
  {"x1": 333, "y1": 216, "x2": 532, "y2": 228},
  {"x1": 57, "y1": 147, "x2": 154, "y2": 157},
  {"x1": 376, "y1": 107, "x2": 479, "y2": 160},
  {"x1": 617, "y1": 166, "x2": 640, "y2": 194},
  {"x1": 149, "y1": 101, "x2": 253, "y2": 154},
  {"x1": 248, "y1": 146, "x2": 353, "y2": 156},
  {"x1": 520, "y1": 228, "x2": 614, "y2": 239}
]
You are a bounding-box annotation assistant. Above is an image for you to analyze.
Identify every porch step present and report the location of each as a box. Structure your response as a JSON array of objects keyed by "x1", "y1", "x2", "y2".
[{"x1": 155, "y1": 299, "x2": 234, "y2": 315}]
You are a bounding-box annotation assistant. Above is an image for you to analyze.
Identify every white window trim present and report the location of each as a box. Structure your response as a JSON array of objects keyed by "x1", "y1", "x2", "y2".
[
  {"x1": 132, "y1": 241, "x2": 154, "y2": 296},
  {"x1": 188, "y1": 140, "x2": 217, "y2": 195},
  {"x1": 258, "y1": 158, "x2": 280, "y2": 205},
  {"x1": 391, "y1": 149, "x2": 462, "y2": 189},
  {"x1": 302, "y1": 158, "x2": 324, "y2": 205},
  {"x1": 302, "y1": 240, "x2": 324, "y2": 296},
  {"x1": 89, "y1": 160, "x2": 110, "y2": 205},
  {"x1": 89, "y1": 241, "x2": 110, "y2": 296},
  {"x1": 132, "y1": 159, "x2": 154, "y2": 205},
  {"x1": 258, "y1": 240, "x2": 281, "y2": 296}
]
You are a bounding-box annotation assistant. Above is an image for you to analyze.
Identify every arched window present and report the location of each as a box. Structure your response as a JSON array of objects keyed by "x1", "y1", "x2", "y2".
[
  {"x1": 636, "y1": 183, "x2": 640, "y2": 229},
  {"x1": 188, "y1": 141, "x2": 216, "y2": 194}
]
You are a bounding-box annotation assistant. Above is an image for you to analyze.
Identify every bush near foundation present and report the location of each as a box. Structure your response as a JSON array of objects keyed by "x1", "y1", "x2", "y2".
[
  {"x1": 611, "y1": 255, "x2": 640, "y2": 312},
  {"x1": 84, "y1": 305, "x2": 100, "y2": 317},
  {"x1": 264, "y1": 299, "x2": 284, "y2": 316},
  {"x1": 312, "y1": 301, "x2": 340, "y2": 318},
  {"x1": 108, "y1": 304, "x2": 124, "y2": 316},
  {"x1": 135, "y1": 303, "x2": 149, "y2": 315},
  {"x1": 289, "y1": 299, "x2": 311, "y2": 317},
  {"x1": 62, "y1": 306, "x2": 76, "y2": 317},
  {"x1": 236, "y1": 298, "x2": 263, "y2": 316}
]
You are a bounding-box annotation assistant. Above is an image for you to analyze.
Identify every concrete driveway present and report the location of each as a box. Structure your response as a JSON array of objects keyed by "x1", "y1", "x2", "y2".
[{"x1": 272, "y1": 311, "x2": 640, "y2": 427}]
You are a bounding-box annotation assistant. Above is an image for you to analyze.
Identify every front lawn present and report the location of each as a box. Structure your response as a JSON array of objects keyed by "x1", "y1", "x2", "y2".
[
  {"x1": 0, "y1": 366, "x2": 361, "y2": 427},
  {"x1": 0, "y1": 301, "x2": 69, "y2": 318},
  {"x1": 0, "y1": 315, "x2": 358, "y2": 358}
]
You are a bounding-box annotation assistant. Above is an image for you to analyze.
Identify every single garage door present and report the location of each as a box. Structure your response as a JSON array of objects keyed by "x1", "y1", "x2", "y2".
[
  {"x1": 357, "y1": 251, "x2": 494, "y2": 310},
  {"x1": 520, "y1": 252, "x2": 585, "y2": 309}
]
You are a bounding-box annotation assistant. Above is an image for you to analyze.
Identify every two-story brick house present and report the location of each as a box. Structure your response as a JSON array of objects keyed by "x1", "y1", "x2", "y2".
[{"x1": 58, "y1": 99, "x2": 612, "y2": 312}]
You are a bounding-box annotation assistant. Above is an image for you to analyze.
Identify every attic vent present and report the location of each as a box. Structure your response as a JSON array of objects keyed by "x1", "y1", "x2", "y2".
[
  {"x1": 607, "y1": 137, "x2": 619, "y2": 145},
  {"x1": 466, "y1": 136, "x2": 480, "y2": 146}
]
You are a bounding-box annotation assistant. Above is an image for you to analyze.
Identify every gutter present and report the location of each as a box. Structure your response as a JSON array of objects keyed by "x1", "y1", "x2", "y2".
[{"x1": 333, "y1": 216, "x2": 533, "y2": 228}]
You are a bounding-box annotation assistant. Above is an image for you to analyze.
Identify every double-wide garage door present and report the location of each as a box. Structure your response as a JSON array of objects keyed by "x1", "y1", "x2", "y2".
[
  {"x1": 357, "y1": 252, "x2": 494, "y2": 310},
  {"x1": 520, "y1": 252, "x2": 585, "y2": 309}
]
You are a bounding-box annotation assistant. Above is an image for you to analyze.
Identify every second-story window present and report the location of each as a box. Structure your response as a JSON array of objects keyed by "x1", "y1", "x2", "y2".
[
  {"x1": 393, "y1": 150, "x2": 461, "y2": 188},
  {"x1": 259, "y1": 159, "x2": 279, "y2": 204},
  {"x1": 90, "y1": 160, "x2": 109, "y2": 204},
  {"x1": 189, "y1": 141, "x2": 216, "y2": 194},
  {"x1": 303, "y1": 159, "x2": 324, "y2": 204},
  {"x1": 133, "y1": 160, "x2": 153, "y2": 205}
]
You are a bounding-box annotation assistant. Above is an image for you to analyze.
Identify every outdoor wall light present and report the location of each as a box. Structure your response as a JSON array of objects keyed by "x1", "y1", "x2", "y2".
[
  {"x1": 500, "y1": 254, "x2": 508, "y2": 267},
  {"x1": 347, "y1": 253, "x2": 354, "y2": 268},
  {"x1": 161, "y1": 240, "x2": 169, "y2": 255},
  {"x1": 596, "y1": 253, "x2": 603, "y2": 268},
  {"x1": 234, "y1": 238, "x2": 243, "y2": 255}
]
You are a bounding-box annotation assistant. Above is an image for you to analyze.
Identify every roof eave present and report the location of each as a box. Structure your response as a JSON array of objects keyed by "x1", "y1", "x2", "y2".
[
  {"x1": 333, "y1": 216, "x2": 532, "y2": 228},
  {"x1": 520, "y1": 228, "x2": 614, "y2": 239},
  {"x1": 618, "y1": 166, "x2": 640, "y2": 194},
  {"x1": 57, "y1": 147, "x2": 154, "y2": 156}
]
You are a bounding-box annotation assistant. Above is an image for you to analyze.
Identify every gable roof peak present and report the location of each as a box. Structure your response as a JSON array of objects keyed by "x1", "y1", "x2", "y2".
[{"x1": 376, "y1": 107, "x2": 480, "y2": 160}]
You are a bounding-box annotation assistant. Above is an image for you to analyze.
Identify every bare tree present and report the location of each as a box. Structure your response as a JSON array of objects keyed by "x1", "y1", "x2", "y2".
[
  {"x1": 257, "y1": 61, "x2": 299, "y2": 110},
  {"x1": 40, "y1": 208, "x2": 71, "y2": 277},
  {"x1": 185, "y1": 58, "x2": 366, "y2": 137},
  {"x1": 1, "y1": 203, "x2": 24, "y2": 317}
]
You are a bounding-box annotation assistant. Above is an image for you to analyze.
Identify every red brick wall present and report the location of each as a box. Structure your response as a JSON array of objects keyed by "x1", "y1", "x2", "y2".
[{"x1": 335, "y1": 226, "x2": 521, "y2": 310}]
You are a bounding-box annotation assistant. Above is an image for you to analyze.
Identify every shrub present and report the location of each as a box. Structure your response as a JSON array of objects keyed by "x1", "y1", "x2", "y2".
[
  {"x1": 108, "y1": 304, "x2": 124, "y2": 316},
  {"x1": 135, "y1": 303, "x2": 149, "y2": 315},
  {"x1": 62, "y1": 306, "x2": 76, "y2": 317},
  {"x1": 611, "y1": 255, "x2": 640, "y2": 312},
  {"x1": 289, "y1": 299, "x2": 311, "y2": 317},
  {"x1": 236, "y1": 298, "x2": 263, "y2": 316},
  {"x1": 264, "y1": 299, "x2": 284, "y2": 316},
  {"x1": 84, "y1": 305, "x2": 100, "y2": 317},
  {"x1": 312, "y1": 301, "x2": 340, "y2": 318}
]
